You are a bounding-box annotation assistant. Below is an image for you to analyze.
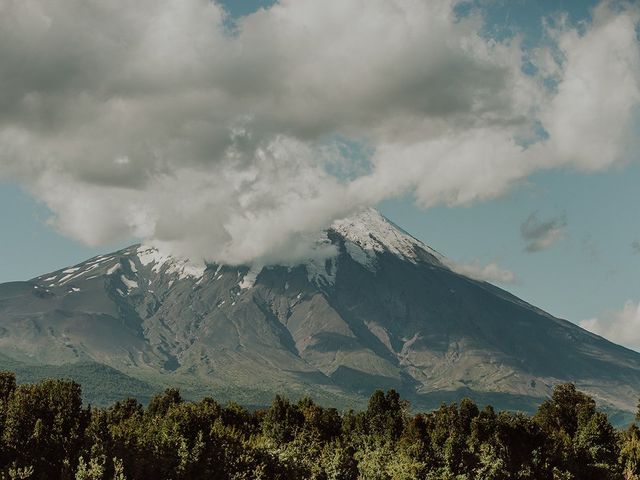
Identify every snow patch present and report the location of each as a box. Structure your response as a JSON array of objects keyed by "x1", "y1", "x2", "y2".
[
  {"x1": 58, "y1": 273, "x2": 74, "y2": 284},
  {"x1": 137, "y1": 245, "x2": 205, "y2": 280},
  {"x1": 86, "y1": 256, "x2": 111, "y2": 267},
  {"x1": 62, "y1": 264, "x2": 99, "y2": 283},
  {"x1": 120, "y1": 275, "x2": 138, "y2": 290},
  {"x1": 179, "y1": 263, "x2": 206, "y2": 280},
  {"x1": 106, "y1": 263, "x2": 121, "y2": 275},
  {"x1": 129, "y1": 260, "x2": 137, "y2": 273},
  {"x1": 331, "y1": 208, "x2": 441, "y2": 269}
]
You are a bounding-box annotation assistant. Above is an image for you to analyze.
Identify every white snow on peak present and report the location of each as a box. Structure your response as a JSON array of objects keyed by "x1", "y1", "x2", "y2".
[
  {"x1": 180, "y1": 263, "x2": 207, "y2": 279},
  {"x1": 47, "y1": 263, "x2": 101, "y2": 285},
  {"x1": 58, "y1": 273, "x2": 75, "y2": 284},
  {"x1": 137, "y1": 246, "x2": 171, "y2": 269},
  {"x1": 136, "y1": 245, "x2": 206, "y2": 280},
  {"x1": 120, "y1": 275, "x2": 138, "y2": 290},
  {"x1": 106, "y1": 263, "x2": 121, "y2": 275},
  {"x1": 330, "y1": 208, "x2": 440, "y2": 270}
]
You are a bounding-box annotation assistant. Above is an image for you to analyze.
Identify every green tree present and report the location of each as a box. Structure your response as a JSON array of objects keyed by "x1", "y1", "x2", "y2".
[
  {"x1": 146, "y1": 388, "x2": 182, "y2": 417},
  {"x1": 535, "y1": 383, "x2": 596, "y2": 438},
  {"x1": 2, "y1": 379, "x2": 87, "y2": 479},
  {"x1": 262, "y1": 395, "x2": 304, "y2": 444},
  {"x1": 620, "y1": 425, "x2": 640, "y2": 479},
  {"x1": 535, "y1": 383, "x2": 619, "y2": 479},
  {"x1": 297, "y1": 396, "x2": 341, "y2": 441},
  {"x1": 365, "y1": 390, "x2": 407, "y2": 441}
]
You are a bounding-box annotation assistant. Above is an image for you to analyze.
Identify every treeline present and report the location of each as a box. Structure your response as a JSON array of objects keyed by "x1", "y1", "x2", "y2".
[{"x1": 1, "y1": 372, "x2": 640, "y2": 479}]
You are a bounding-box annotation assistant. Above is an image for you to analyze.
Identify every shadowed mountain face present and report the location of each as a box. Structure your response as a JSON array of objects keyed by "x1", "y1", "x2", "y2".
[{"x1": 0, "y1": 209, "x2": 639, "y2": 415}]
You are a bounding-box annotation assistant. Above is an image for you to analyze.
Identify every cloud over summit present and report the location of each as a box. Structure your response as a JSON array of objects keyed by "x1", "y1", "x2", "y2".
[{"x1": 0, "y1": 0, "x2": 638, "y2": 265}]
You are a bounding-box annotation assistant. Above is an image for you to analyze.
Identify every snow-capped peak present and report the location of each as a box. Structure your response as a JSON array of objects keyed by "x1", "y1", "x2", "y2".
[
  {"x1": 33, "y1": 210, "x2": 439, "y2": 293},
  {"x1": 136, "y1": 245, "x2": 206, "y2": 280},
  {"x1": 330, "y1": 208, "x2": 441, "y2": 268}
]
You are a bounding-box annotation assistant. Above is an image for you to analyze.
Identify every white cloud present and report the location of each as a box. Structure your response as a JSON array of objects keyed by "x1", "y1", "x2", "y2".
[
  {"x1": 0, "y1": 0, "x2": 638, "y2": 265},
  {"x1": 539, "y1": 3, "x2": 640, "y2": 171},
  {"x1": 444, "y1": 259, "x2": 517, "y2": 285},
  {"x1": 520, "y1": 213, "x2": 567, "y2": 252},
  {"x1": 580, "y1": 301, "x2": 640, "y2": 351}
]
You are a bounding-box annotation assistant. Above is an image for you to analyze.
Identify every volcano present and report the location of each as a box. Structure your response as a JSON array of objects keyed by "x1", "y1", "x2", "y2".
[{"x1": 0, "y1": 209, "x2": 638, "y2": 420}]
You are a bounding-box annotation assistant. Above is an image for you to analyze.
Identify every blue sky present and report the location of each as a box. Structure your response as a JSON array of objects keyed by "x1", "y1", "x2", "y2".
[
  {"x1": 378, "y1": 164, "x2": 640, "y2": 322},
  {"x1": 0, "y1": 0, "x2": 638, "y2": 339}
]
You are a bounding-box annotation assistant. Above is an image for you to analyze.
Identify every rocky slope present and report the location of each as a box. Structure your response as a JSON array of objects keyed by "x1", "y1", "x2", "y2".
[{"x1": 1, "y1": 209, "x2": 639, "y2": 416}]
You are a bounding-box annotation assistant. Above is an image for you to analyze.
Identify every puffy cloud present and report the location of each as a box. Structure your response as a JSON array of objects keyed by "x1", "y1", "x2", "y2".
[
  {"x1": 580, "y1": 301, "x2": 640, "y2": 351},
  {"x1": 0, "y1": 0, "x2": 638, "y2": 265},
  {"x1": 538, "y1": 2, "x2": 640, "y2": 171},
  {"x1": 444, "y1": 259, "x2": 517, "y2": 285},
  {"x1": 520, "y1": 213, "x2": 567, "y2": 253}
]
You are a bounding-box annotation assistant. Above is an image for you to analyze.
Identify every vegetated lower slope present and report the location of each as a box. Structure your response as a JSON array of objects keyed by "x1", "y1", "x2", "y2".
[
  {"x1": 0, "y1": 353, "x2": 155, "y2": 405},
  {"x1": 0, "y1": 209, "x2": 638, "y2": 418}
]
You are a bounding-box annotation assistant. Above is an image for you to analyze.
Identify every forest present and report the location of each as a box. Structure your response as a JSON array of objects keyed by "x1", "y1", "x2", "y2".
[{"x1": 1, "y1": 371, "x2": 640, "y2": 479}]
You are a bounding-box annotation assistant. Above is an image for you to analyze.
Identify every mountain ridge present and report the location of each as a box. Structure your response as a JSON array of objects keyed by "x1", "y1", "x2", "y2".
[{"x1": 0, "y1": 209, "x2": 638, "y2": 419}]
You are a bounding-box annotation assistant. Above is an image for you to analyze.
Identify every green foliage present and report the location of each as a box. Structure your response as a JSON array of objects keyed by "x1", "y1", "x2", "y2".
[
  {"x1": 2, "y1": 362, "x2": 155, "y2": 407},
  {"x1": 146, "y1": 387, "x2": 182, "y2": 417},
  {"x1": 0, "y1": 371, "x2": 16, "y2": 405},
  {"x1": 262, "y1": 394, "x2": 304, "y2": 444},
  {"x1": 0, "y1": 463, "x2": 34, "y2": 480},
  {"x1": 0, "y1": 376, "x2": 634, "y2": 480},
  {"x1": 620, "y1": 425, "x2": 640, "y2": 479},
  {"x1": 74, "y1": 455, "x2": 105, "y2": 480},
  {"x1": 364, "y1": 390, "x2": 408, "y2": 441},
  {"x1": 2, "y1": 378, "x2": 87, "y2": 479}
]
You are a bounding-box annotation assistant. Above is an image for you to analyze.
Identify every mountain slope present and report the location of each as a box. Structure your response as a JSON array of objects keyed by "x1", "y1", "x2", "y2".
[{"x1": 0, "y1": 209, "x2": 639, "y2": 415}]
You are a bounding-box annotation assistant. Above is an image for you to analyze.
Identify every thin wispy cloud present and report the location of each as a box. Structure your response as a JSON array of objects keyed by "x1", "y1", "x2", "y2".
[
  {"x1": 580, "y1": 301, "x2": 640, "y2": 351},
  {"x1": 632, "y1": 240, "x2": 640, "y2": 254},
  {"x1": 0, "y1": 0, "x2": 638, "y2": 264},
  {"x1": 445, "y1": 259, "x2": 518, "y2": 285},
  {"x1": 520, "y1": 213, "x2": 567, "y2": 253}
]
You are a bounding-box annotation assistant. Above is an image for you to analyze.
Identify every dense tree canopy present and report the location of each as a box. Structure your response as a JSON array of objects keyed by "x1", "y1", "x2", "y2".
[{"x1": 0, "y1": 371, "x2": 638, "y2": 479}]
